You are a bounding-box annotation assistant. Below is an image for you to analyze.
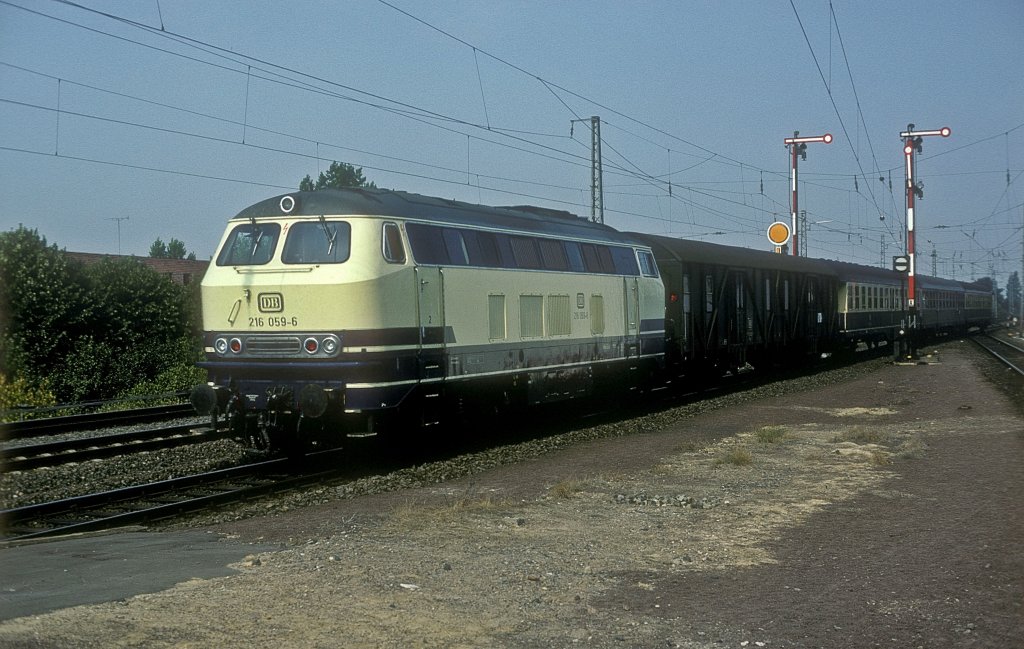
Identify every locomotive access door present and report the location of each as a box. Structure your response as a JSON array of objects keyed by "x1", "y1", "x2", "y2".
[
  {"x1": 624, "y1": 276, "x2": 640, "y2": 357},
  {"x1": 414, "y1": 265, "x2": 446, "y2": 382}
]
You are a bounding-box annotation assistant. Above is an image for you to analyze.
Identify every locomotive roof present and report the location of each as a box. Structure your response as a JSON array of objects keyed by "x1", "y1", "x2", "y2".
[{"x1": 233, "y1": 188, "x2": 644, "y2": 246}]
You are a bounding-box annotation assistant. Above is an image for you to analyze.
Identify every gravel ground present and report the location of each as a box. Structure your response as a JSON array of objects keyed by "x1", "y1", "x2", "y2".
[{"x1": 0, "y1": 340, "x2": 1020, "y2": 648}]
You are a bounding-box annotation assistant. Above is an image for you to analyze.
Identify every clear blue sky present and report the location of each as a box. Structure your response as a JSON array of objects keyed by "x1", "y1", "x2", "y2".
[{"x1": 1, "y1": 0, "x2": 1021, "y2": 285}]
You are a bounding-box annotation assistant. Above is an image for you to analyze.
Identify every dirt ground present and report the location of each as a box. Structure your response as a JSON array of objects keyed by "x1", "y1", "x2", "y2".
[{"x1": 0, "y1": 341, "x2": 1021, "y2": 648}]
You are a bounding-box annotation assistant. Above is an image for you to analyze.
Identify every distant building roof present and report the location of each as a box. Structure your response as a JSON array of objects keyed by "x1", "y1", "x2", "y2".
[{"x1": 64, "y1": 252, "x2": 209, "y2": 285}]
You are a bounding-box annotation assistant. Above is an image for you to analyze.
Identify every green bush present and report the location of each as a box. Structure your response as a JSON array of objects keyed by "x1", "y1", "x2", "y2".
[
  {"x1": 0, "y1": 227, "x2": 204, "y2": 404},
  {"x1": 118, "y1": 337, "x2": 206, "y2": 399},
  {"x1": 0, "y1": 373, "x2": 57, "y2": 415}
]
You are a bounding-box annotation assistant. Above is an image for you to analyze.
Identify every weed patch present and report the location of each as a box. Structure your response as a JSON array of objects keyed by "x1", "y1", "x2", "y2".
[
  {"x1": 834, "y1": 426, "x2": 890, "y2": 445},
  {"x1": 715, "y1": 444, "x2": 753, "y2": 466},
  {"x1": 755, "y1": 425, "x2": 788, "y2": 444}
]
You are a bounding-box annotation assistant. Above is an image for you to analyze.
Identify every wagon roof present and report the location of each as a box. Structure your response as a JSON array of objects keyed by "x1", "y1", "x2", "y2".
[
  {"x1": 233, "y1": 188, "x2": 643, "y2": 245},
  {"x1": 632, "y1": 232, "x2": 839, "y2": 276}
]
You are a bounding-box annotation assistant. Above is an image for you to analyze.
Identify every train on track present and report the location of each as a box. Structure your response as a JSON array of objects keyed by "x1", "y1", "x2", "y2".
[{"x1": 190, "y1": 188, "x2": 993, "y2": 453}]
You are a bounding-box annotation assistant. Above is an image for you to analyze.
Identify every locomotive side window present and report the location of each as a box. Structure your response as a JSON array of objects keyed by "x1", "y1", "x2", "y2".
[
  {"x1": 537, "y1": 238, "x2": 569, "y2": 271},
  {"x1": 382, "y1": 222, "x2": 406, "y2": 264},
  {"x1": 510, "y1": 236, "x2": 542, "y2": 269},
  {"x1": 580, "y1": 243, "x2": 602, "y2": 273},
  {"x1": 464, "y1": 231, "x2": 503, "y2": 267},
  {"x1": 596, "y1": 246, "x2": 616, "y2": 273},
  {"x1": 217, "y1": 223, "x2": 281, "y2": 266},
  {"x1": 564, "y1": 242, "x2": 585, "y2": 272},
  {"x1": 282, "y1": 221, "x2": 351, "y2": 264},
  {"x1": 442, "y1": 228, "x2": 469, "y2": 265},
  {"x1": 610, "y1": 247, "x2": 640, "y2": 275},
  {"x1": 406, "y1": 223, "x2": 448, "y2": 264}
]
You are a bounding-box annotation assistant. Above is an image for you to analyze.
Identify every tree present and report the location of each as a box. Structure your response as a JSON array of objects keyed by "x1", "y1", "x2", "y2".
[
  {"x1": 299, "y1": 161, "x2": 376, "y2": 191},
  {"x1": 149, "y1": 237, "x2": 196, "y2": 260},
  {"x1": 1, "y1": 227, "x2": 202, "y2": 403},
  {"x1": 1006, "y1": 271, "x2": 1021, "y2": 321},
  {"x1": 0, "y1": 226, "x2": 89, "y2": 382}
]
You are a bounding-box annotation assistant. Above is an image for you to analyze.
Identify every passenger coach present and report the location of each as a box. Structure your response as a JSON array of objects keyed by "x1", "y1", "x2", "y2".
[{"x1": 191, "y1": 189, "x2": 665, "y2": 452}]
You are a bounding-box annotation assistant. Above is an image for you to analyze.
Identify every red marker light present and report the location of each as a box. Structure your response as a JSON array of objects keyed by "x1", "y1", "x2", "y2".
[
  {"x1": 904, "y1": 145, "x2": 914, "y2": 155},
  {"x1": 940, "y1": 127, "x2": 951, "y2": 137},
  {"x1": 822, "y1": 133, "x2": 833, "y2": 144}
]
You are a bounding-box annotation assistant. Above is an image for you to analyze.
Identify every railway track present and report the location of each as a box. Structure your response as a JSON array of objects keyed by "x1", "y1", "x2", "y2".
[
  {"x1": 0, "y1": 453, "x2": 344, "y2": 542},
  {"x1": 4, "y1": 402, "x2": 197, "y2": 439},
  {"x1": 1, "y1": 424, "x2": 233, "y2": 472},
  {"x1": 972, "y1": 333, "x2": 1024, "y2": 377}
]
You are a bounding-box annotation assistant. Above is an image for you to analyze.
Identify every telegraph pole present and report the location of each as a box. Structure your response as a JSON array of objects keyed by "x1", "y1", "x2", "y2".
[
  {"x1": 783, "y1": 131, "x2": 832, "y2": 256},
  {"x1": 899, "y1": 123, "x2": 951, "y2": 357},
  {"x1": 108, "y1": 216, "x2": 129, "y2": 255}
]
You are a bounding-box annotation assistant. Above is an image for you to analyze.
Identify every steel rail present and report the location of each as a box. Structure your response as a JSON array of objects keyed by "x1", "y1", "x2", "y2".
[
  {"x1": 973, "y1": 335, "x2": 1024, "y2": 377},
  {"x1": 4, "y1": 403, "x2": 197, "y2": 439},
  {"x1": 1, "y1": 425, "x2": 233, "y2": 472},
  {"x1": 0, "y1": 456, "x2": 342, "y2": 542}
]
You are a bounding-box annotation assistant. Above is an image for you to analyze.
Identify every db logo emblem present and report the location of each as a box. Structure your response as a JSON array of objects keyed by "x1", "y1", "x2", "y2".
[{"x1": 258, "y1": 293, "x2": 284, "y2": 313}]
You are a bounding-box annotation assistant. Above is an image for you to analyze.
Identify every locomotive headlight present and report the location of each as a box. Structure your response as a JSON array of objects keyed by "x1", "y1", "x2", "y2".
[
  {"x1": 214, "y1": 338, "x2": 228, "y2": 354},
  {"x1": 229, "y1": 338, "x2": 243, "y2": 354},
  {"x1": 322, "y1": 336, "x2": 339, "y2": 355},
  {"x1": 303, "y1": 337, "x2": 319, "y2": 354}
]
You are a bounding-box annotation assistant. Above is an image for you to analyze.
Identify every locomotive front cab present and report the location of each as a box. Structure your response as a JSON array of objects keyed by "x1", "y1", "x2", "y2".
[{"x1": 192, "y1": 193, "x2": 417, "y2": 452}]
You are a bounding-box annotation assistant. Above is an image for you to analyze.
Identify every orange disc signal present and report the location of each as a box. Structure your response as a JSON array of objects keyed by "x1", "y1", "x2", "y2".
[{"x1": 767, "y1": 221, "x2": 791, "y2": 246}]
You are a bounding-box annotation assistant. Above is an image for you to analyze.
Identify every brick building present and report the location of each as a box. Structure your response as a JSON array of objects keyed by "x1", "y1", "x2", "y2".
[{"x1": 65, "y1": 252, "x2": 209, "y2": 285}]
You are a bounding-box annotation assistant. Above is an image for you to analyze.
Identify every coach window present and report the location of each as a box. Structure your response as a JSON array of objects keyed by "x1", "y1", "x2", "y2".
[
  {"x1": 705, "y1": 275, "x2": 714, "y2": 314},
  {"x1": 783, "y1": 279, "x2": 790, "y2": 312},
  {"x1": 382, "y1": 222, "x2": 406, "y2": 264},
  {"x1": 218, "y1": 223, "x2": 281, "y2": 266},
  {"x1": 282, "y1": 221, "x2": 351, "y2": 264},
  {"x1": 764, "y1": 278, "x2": 772, "y2": 313}
]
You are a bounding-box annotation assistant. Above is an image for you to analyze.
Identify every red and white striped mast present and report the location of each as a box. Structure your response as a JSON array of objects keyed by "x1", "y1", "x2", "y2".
[
  {"x1": 783, "y1": 131, "x2": 832, "y2": 256},
  {"x1": 900, "y1": 124, "x2": 950, "y2": 338}
]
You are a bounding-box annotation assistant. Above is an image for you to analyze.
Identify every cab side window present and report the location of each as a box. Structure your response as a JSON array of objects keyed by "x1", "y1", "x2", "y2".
[{"x1": 382, "y1": 222, "x2": 406, "y2": 264}]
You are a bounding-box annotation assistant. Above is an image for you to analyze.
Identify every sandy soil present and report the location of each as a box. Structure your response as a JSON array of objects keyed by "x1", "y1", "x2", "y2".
[{"x1": 0, "y1": 341, "x2": 1020, "y2": 648}]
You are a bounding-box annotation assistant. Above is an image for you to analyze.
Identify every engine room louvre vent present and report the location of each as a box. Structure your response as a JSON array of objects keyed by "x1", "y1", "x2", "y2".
[{"x1": 245, "y1": 336, "x2": 302, "y2": 355}]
